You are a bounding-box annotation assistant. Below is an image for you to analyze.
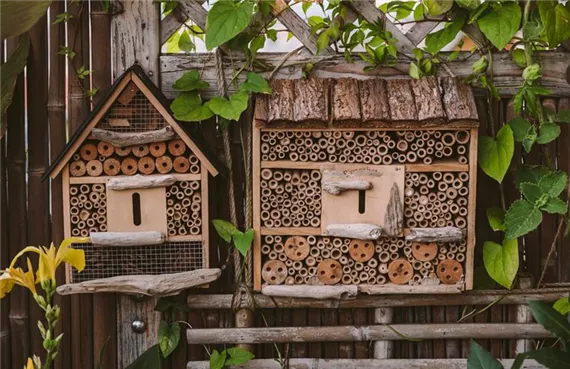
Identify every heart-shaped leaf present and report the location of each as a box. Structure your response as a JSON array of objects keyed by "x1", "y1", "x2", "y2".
[
  {"x1": 423, "y1": 0, "x2": 453, "y2": 16},
  {"x1": 125, "y1": 344, "x2": 161, "y2": 369},
  {"x1": 527, "y1": 300, "x2": 570, "y2": 341},
  {"x1": 240, "y1": 72, "x2": 272, "y2": 94},
  {"x1": 505, "y1": 199, "x2": 542, "y2": 240},
  {"x1": 478, "y1": 125, "x2": 514, "y2": 183},
  {"x1": 538, "y1": 1, "x2": 570, "y2": 48},
  {"x1": 522, "y1": 348, "x2": 570, "y2": 369},
  {"x1": 209, "y1": 91, "x2": 249, "y2": 121},
  {"x1": 425, "y1": 10, "x2": 467, "y2": 54},
  {"x1": 553, "y1": 297, "x2": 570, "y2": 315},
  {"x1": 172, "y1": 70, "x2": 208, "y2": 91},
  {"x1": 158, "y1": 320, "x2": 180, "y2": 358},
  {"x1": 233, "y1": 229, "x2": 254, "y2": 257},
  {"x1": 170, "y1": 92, "x2": 214, "y2": 122},
  {"x1": 210, "y1": 350, "x2": 227, "y2": 369},
  {"x1": 508, "y1": 118, "x2": 532, "y2": 142},
  {"x1": 467, "y1": 340, "x2": 503, "y2": 369},
  {"x1": 538, "y1": 171, "x2": 568, "y2": 197},
  {"x1": 212, "y1": 219, "x2": 239, "y2": 243},
  {"x1": 483, "y1": 238, "x2": 518, "y2": 289},
  {"x1": 486, "y1": 207, "x2": 505, "y2": 232},
  {"x1": 206, "y1": 1, "x2": 254, "y2": 50},
  {"x1": 0, "y1": 1, "x2": 51, "y2": 40},
  {"x1": 225, "y1": 347, "x2": 255, "y2": 366},
  {"x1": 536, "y1": 122, "x2": 561, "y2": 144},
  {"x1": 478, "y1": 2, "x2": 521, "y2": 50}
]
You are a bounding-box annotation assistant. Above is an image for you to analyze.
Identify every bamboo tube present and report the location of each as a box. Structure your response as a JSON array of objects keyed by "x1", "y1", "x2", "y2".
[
  {"x1": 121, "y1": 157, "x2": 138, "y2": 175},
  {"x1": 168, "y1": 139, "x2": 187, "y2": 156},
  {"x1": 80, "y1": 143, "x2": 98, "y2": 161},
  {"x1": 441, "y1": 133, "x2": 456, "y2": 146},
  {"x1": 156, "y1": 156, "x2": 173, "y2": 173},
  {"x1": 137, "y1": 157, "x2": 155, "y2": 174},
  {"x1": 457, "y1": 145, "x2": 467, "y2": 155},
  {"x1": 70, "y1": 160, "x2": 87, "y2": 176},
  {"x1": 149, "y1": 142, "x2": 167, "y2": 157},
  {"x1": 278, "y1": 253, "x2": 287, "y2": 262},
  {"x1": 132, "y1": 144, "x2": 150, "y2": 158},
  {"x1": 458, "y1": 156, "x2": 468, "y2": 164},
  {"x1": 455, "y1": 130, "x2": 470, "y2": 144},
  {"x1": 173, "y1": 156, "x2": 190, "y2": 173},
  {"x1": 442, "y1": 146, "x2": 453, "y2": 157},
  {"x1": 115, "y1": 146, "x2": 131, "y2": 156}
]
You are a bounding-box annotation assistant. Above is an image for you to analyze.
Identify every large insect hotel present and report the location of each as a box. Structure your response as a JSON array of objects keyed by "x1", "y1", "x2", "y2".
[
  {"x1": 43, "y1": 65, "x2": 223, "y2": 289},
  {"x1": 253, "y1": 77, "x2": 479, "y2": 295}
]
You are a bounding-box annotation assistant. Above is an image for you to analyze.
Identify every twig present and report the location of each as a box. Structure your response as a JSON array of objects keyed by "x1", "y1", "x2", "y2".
[{"x1": 268, "y1": 46, "x2": 305, "y2": 80}]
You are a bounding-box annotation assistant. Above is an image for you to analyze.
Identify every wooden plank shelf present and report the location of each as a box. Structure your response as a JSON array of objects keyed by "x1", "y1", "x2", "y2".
[
  {"x1": 69, "y1": 173, "x2": 201, "y2": 184},
  {"x1": 260, "y1": 161, "x2": 468, "y2": 172}
]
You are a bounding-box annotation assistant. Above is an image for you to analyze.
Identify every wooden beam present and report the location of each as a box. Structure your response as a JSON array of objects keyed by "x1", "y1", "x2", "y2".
[
  {"x1": 90, "y1": 127, "x2": 176, "y2": 147},
  {"x1": 160, "y1": 51, "x2": 570, "y2": 98},
  {"x1": 187, "y1": 359, "x2": 545, "y2": 369},
  {"x1": 261, "y1": 285, "x2": 358, "y2": 300},
  {"x1": 405, "y1": 18, "x2": 442, "y2": 45},
  {"x1": 90, "y1": 231, "x2": 165, "y2": 246},
  {"x1": 186, "y1": 289, "x2": 569, "y2": 309},
  {"x1": 186, "y1": 324, "x2": 551, "y2": 344},
  {"x1": 107, "y1": 174, "x2": 177, "y2": 190}
]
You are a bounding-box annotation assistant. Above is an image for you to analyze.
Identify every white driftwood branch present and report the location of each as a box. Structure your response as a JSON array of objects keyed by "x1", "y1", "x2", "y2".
[
  {"x1": 358, "y1": 284, "x2": 461, "y2": 295},
  {"x1": 56, "y1": 268, "x2": 221, "y2": 296},
  {"x1": 322, "y1": 180, "x2": 372, "y2": 195},
  {"x1": 187, "y1": 358, "x2": 546, "y2": 369},
  {"x1": 325, "y1": 223, "x2": 382, "y2": 240},
  {"x1": 90, "y1": 126, "x2": 175, "y2": 147},
  {"x1": 383, "y1": 183, "x2": 403, "y2": 236},
  {"x1": 90, "y1": 231, "x2": 165, "y2": 246},
  {"x1": 405, "y1": 227, "x2": 465, "y2": 242},
  {"x1": 262, "y1": 285, "x2": 358, "y2": 300},
  {"x1": 107, "y1": 174, "x2": 177, "y2": 190}
]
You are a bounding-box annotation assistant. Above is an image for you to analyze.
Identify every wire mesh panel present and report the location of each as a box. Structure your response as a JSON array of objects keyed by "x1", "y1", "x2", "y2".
[
  {"x1": 71, "y1": 241, "x2": 203, "y2": 282},
  {"x1": 98, "y1": 89, "x2": 167, "y2": 132}
]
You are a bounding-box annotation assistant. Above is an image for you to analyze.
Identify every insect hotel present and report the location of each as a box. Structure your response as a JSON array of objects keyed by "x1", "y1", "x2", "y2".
[
  {"x1": 44, "y1": 65, "x2": 222, "y2": 290},
  {"x1": 253, "y1": 77, "x2": 479, "y2": 295}
]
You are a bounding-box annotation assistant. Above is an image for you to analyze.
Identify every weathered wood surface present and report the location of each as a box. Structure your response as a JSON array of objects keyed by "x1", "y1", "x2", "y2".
[
  {"x1": 386, "y1": 79, "x2": 418, "y2": 121},
  {"x1": 186, "y1": 289, "x2": 570, "y2": 309},
  {"x1": 359, "y1": 284, "x2": 461, "y2": 295},
  {"x1": 383, "y1": 183, "x2": 403, "y2": 237},
  {"x1": 107, "y1": 174, "x2": 176, "y2": 190},
  {"x1": 187, "y1": 359, "x2": 545, "y2": 369},
  {"x1": 411, "y1": 77, "x2": 446, "y2": 121},
  {"x1": 261, "y1": 285, "x2": 358, "y2": 300},
  {"x1": 322, "y1": 180, "x2": 372, "y2": 195},
  {"x1": 57, "y1": 269, "x2": 221, "y2": 296},
  {"x1": 325, "y1": 223, "x2": 382, "y2": 240},
  {"x1": 405, "y1": 18, "x2": 442, "y2": 45},
  {"x1": 186, "y1": 324, "x2": 551, "y2": 344},
  {"x1": 90, "y1": 231, "x2": 165, "y2": 246},
  {"x1": 373, "y1": 308, "x2": 393, "y2": 359},
  {"x1": 111, "y1": 0, "x2": 160, "y2": 84},
  {"x1": 293, "y1": 78, "x2": 329, "y2": 122},
  {"x1": 359, "y1": 79, "x2": 390, "y2": 121},
  {"x1": 267, "y1": 79, "x2": 295, "y2": 122},
  {"x1": 441, "y1": 77, "x2": 480, "y2": 121},
  {"x1": 90, "y1": 127, "x2": 175, "y2": 147},
  {"x1": 332, "y1": 78, "x2": 361, "y2": 121},
  {"x1": 160, "y1": 52, "x2": 570, "y2": 99},
  {"x1": 405, "y1": 227, "x2": 465, "y2": 242}
]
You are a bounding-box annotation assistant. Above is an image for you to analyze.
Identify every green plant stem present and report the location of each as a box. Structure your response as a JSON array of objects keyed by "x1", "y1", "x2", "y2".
[
  {"x1": 523, "y1": 0, "x2": 533, "y2": 66},
  {"x1": 41, "y1": 289, "x2": 59, "y2": 369}
]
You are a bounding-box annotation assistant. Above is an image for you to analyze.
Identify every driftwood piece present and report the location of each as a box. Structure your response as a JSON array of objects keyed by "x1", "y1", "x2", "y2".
[
  {"x1": 405, "y1": 227, "x2": 465, "y2": 242},
  {"x1": 359, "y1": 284, "x2": 460, "y2": 295},
  {"x1": 261, "y1": 285, "x2": 358, "y2": 300},
  {"x1": 332, "y1": 78, "x2": 361, "y2": 121},
  {"x1": 386, "y1": 79, "x2": 418, "y2": 121},
  {"x1": 440, "y1": 77, "x2": 479, "y2": 121},
  {"x1": 293, "y1": 78, "x2": 328, "y2": 122},
  {"x1": 267, "y1": 79, "x2": 295, "y2": 122},
  {"x1": 90, "y1": 231, "x2": 165, "y2": 246},
  {"x1": 187, "y1": 358, "x2": 546, "y2": 369},
  {"x1": 322, "y1": 180, "x2": 372, "y2": 195},
  {"x1": 359, "y1": 79, "x2": 390, "y2": 122},
  {"x1": 90, "y1": 126, "x2": 176, "y2": 147},
  {"x1": 325, "y1": 223, "x2": 382, "y2": 240},
  {"x1": 383, "y1": 183, "x2": 403, "y2": 236},
  {"x1": 56, "y1": 268, "x2": 222, "y2": 296},
  {"x1": 186, "y1": 323, "x2": 551, "y2": 344},
  {"x1": 107, "y1": 174, "x2": 176, "y2": 190},
  {"x1": 410, "y1": 77, "x2": 446, "y2": 121}
]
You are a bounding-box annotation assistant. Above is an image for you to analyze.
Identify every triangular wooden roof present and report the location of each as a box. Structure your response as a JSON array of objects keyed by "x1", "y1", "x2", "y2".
[{"x1": 43, "y1": 64, "x2": 224, "y2": 180}]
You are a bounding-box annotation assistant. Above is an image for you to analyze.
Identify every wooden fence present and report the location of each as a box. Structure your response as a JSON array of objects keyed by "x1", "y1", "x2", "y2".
[{"x1": 1, "y1": 1, "x2": 569, "y2": 369}]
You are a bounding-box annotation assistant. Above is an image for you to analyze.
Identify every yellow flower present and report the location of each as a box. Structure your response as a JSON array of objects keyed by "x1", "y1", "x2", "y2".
[
  {"x1": 10, "y1": 237, "x2": 89, "y2": 285},
  {"x1": 25, "y1": 357, "x2": 34, "y2": 369},
  {"x1": 0, "y1": 257, "x2": 37, "y2": 298}
]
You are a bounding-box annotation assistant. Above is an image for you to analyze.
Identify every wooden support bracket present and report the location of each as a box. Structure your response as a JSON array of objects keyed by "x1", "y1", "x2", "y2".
[{"x1": 56, "y1": 268, "x2": 222, "y2": 296}]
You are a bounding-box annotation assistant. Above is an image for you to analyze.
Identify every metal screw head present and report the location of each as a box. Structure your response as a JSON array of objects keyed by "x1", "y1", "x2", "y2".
[{"x1": 131, "y1": 319, "x2": 146, "y2": 334}]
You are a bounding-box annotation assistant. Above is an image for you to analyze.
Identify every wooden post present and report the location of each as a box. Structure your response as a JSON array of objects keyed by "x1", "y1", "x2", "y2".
[
  {"x1": 515, "y1": 274, "x2": 535, "y2": 354},
  {"x1": 111, "y1": 1, "x2": 161, "y2": 367},
  {"x1": 373, "y1": 308, "x2": 393, "y2": 359}
]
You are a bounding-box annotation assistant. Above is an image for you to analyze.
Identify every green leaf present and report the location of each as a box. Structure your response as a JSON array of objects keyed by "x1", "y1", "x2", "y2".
[
  {"x1": 170, "y1": 92, "x2": 214, "y2": 122},
  {"x1": 266, "y1": 29, "x2": 277, "y2": 42},
  {"x1": 514, "y1": 165, "x2": 552, "y2": 188},
  {"x1": 210, "y1": 350, "x2": 227, "y2": 369},
  {"x1": 212, "y1": 219, "x2": 239, "y2": 243},
  {"x1": 413, "y1": 3, "x2": 425, "y2": 21},
  {"x1": 554, "y1": 297, "x2": 570, "y2": 315},
  {"x1": 209, "y1": 91, "x2": 249, "y2": 121},
  {"x1": 425, "y1": 10, "x2": 467, "y2": 54},
  {"x1": 478, "y1": 125, "x2": 514, "y2": 183},
  {"x1": 512, "y1": 49, "x2": 527, "y2": 68},
  {"x1": 154, "y1": 295, "x2": 189, "y2": 313},
  {"x1": 166, "y1": 30, "x2": 181, "y2": 53},
  {"x1": 504, "y1": 199, "x2": 542, "y2": 240},
  {"x1": 1, "y1": 34, "x2": 29, "y2": 138},
  {"x1": 409, "y1": 62, "x2": 422, "y2": 79},
  {"x1": 508, "y1": 118, "x2": 532, "y2": 142},
  {"x1": 225, "y1": 347, "x2": 255, "y2": 366},
  {"x1": 125, "y1": 344, "x2": 161, "y2": 369},
  {"x1": 483, "y1": 238, "x2": 518, "y2": 289},
  {"x1": 233, "y1": 229, "x2": 254, "y2": 257},
  {"x1": 158, "y1": 321, "x2": 180, "y2": 358},
  {"x1": 423, "y1": 0, "x2": 453, "y2": 16},
  {"x1": 0, "y1": 1, "x2": 51, "y2": 40},
  {"x1": 472, "y1": 55, "x2": 489, "y2": 74},
  {"x1": 527, "y1": 300, "x2": 570, "y2": 341},
  {"x1": 172, "y1": 70, "x2": 209, "y2": 92},
  {"x1": 523, "y1": 348, "x2": 570, "y2": 369},
  {"x1": 522, "y1": 20, "x2": 543, "y2": 39},
  {"x1": 467, "y1": 340, "x2": 503, "y2": 369},
  {"x1": 240, "y1": 73, "x2": 272, "y2": 94},
  {"x1": 558, "y1": 110, "x2": 570, "y2": 123},
  {"x1": 542, "y1": 197, "x2": 568, "y2": 215},
  {"x1": 538, "y1": 1, "x2": 570, "y2": 48},
  {"x1": 486, "y1": 207, "x2": 505, "y2": 232},
  {"x1": 456, "y1": 0, "x2": 480, "y2": 11},
  {"x1": 178, "y1": 30, "x2": 194, "y2": 52},
  {"x1": 477, "y1": 2, "x2": 521, "y2": 50},
  {"x1": 521, "y1": 127, "x2": 536, "y2": 153},
  {"x1": 520, "y1": 182, "x2": 545, "y2": 206},
  {"x1": 536, "y1": 123, "x2": 561, "y2": 144},
  {"x1": 522, "y1": 63, "x2": 541, "y2": 82},
  {"x1": 538, "y1": 171, "x2": 568, "y2": 197},
  {"x1": 316, "y1": 30, "x2": 331, "y2": 55},
  {"x1": 205, "y1": 1, "x2": 254, "y2": 50}
]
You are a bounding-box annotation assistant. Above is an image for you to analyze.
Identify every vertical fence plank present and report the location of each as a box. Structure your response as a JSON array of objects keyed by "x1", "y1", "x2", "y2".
[
  {"x1": 338, "y1": 309, "x2": 354, "y2": 359},
  {"x1": 307, "y1": 308, "x2": 322, "y2": 358},
  {"x1": 6, "y1": 37, "x2": 29, "y2": 369},
  {"x1": 353, "y1": 308, "x2": 369, "y2": 358},
  {"x1": 557, "y1": 98, "x2": 569, "y2": 283},
  {"x1": 0, "y1": 104, "x2": 10, "y2": 369},
  {"x1": 445, "y1": 306, "x2": 461, "y2": 358}
]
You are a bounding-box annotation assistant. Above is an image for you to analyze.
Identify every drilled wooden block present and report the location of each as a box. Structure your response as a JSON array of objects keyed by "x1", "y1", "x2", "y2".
[
  {"x1": 411, "y1": 242, "x2": 438, "y2": 261},
  {"x1": 437, "y1": 259, "x2": 463, "y2": 285},
  {"x1": 388, "y1": 259, "x2": 413, "y2": 285},
  {"x1": 348, "y1": 240, "x2": 375, "y2": 262},
  {"x1": 284, "y1": 236, "x2": 310, "y2": 261},
  {"x1": 262, "y1": 260, "x2": 288, "y2": 285},
  {"x1": 317, "y1": 259, "x2": 342, "y2": 285}
]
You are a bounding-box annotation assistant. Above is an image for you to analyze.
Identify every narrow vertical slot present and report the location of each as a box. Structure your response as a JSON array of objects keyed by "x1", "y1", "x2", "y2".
[
  {"x1": 132, "y1": 192, "x2": 141, "y2": 226},
  {"x1": 358, "y1": 190, "x2": 366, "y2": 214}
]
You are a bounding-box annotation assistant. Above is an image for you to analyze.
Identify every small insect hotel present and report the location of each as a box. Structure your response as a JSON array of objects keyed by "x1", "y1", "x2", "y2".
[
  {"x1": 43, "y1": 65, "x2": 222, "y2": 286},
  {"x1": 253, "y1": 77, "x2": 479, "y2": 294}
]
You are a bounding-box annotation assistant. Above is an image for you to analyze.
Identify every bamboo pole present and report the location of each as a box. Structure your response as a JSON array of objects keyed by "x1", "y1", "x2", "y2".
[
  {"x1": 90, "y1": 3, "x2": 117, "y2": 366},
  {"x1": 6, "y1": 37, "x2": 30, "y2": 369}
]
